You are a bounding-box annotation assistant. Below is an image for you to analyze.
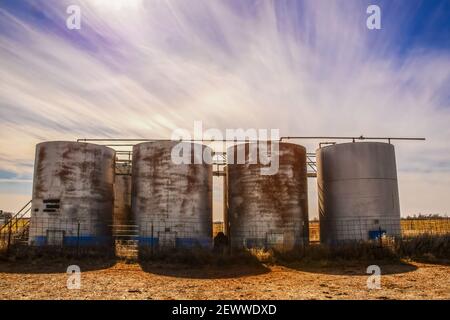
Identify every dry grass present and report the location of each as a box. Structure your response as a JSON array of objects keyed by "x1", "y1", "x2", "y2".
[
  {"x1": 395, "y1": 234, "x2": 450, "y2": 261},
  {"x1": 1, "y1": 245, "x2": 115, "y2": 262},
  {"x1": 309, "y1": 218, "x2": 450, "y2": 242},
  {"x1": 3, "y1": 234, "x2": 449, "y2": 266},
  {"x1": 401, "y1": 219, "x2": 450, "y2": 237},
  {"x1": 251, "y1": 236, "x2": 450, "y2": 265}
]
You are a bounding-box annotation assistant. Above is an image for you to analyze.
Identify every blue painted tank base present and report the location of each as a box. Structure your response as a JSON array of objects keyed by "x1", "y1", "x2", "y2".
[
  {"x1": 138, "y1": 237, "x2": 212, "y2": 248},
  {"x1": 242, "y1": 238, "x2": 308, "y2": 249},
  {"x1": 30, "y1": 236, "x2": 112, "y2": 247}
]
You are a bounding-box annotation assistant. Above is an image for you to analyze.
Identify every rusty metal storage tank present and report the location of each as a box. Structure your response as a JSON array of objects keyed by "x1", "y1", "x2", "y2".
[
  {"x1": 227, "y1": 142, "x2": 309, "y2": 250},
  {"x1": 29, "y1": 141, "x2": 115, "y2": 247},
  {"x1": 132, "y1": 141, "x2": 213, "y2": 249},
  {"x1": 316, "y1": 142, "x2": 401, "y2": 244}
]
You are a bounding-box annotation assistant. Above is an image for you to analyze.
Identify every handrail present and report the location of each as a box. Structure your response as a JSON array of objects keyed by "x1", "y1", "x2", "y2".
[
  {"x1": 0, "y1": 200, "x2": 32, "y2": 233},
  {"x1": 13, "y1": 219, "x2": 30, "y2": 240}
]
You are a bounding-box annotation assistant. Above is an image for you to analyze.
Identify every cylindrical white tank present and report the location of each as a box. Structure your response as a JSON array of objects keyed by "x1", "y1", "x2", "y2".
[
  {"x1": 29, "y1": 141, "x2": 116, "y2": 247},
  {"x1": 316, "y1": 142, "x2": 401, "y2": 243},
  {"x1": 132, "y1": 141, "x2": 213, "y2": 249}
]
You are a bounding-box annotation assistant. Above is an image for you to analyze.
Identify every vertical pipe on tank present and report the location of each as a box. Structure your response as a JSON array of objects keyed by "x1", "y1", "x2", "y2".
[{"x1": 223, "y1": 165, "x2": 229, "y2": 236}]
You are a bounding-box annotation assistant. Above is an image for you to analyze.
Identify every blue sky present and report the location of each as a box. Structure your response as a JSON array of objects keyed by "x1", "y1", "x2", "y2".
[{"x1": 0, "y1": 0, "x2": 449, "y2": 218}]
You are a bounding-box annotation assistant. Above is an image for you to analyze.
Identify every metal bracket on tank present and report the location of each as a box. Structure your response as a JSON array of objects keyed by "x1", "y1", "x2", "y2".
[{"x1": 319, "y1": 142, "x2": 336, "y2": 148}]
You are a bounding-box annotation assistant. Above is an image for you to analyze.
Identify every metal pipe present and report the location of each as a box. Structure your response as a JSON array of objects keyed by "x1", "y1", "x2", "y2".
[
  {"x1": 78, "y1": 136, "x2": 426, "y2": 143},
  {"x1": 77, "y1": 138, "x2": 273, "y2": 143},
  {"x1": 279, "y1": 136, "x2": 425, "y2": 142}
]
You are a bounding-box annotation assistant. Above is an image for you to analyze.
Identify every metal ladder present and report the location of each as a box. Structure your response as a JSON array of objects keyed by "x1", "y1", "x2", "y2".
[
  {"x1": 111, "y1": 224, "x2": 139, "y2": 260},
  {"x1": 306, "y1": 153, "x2": 317, "y2": 177}
]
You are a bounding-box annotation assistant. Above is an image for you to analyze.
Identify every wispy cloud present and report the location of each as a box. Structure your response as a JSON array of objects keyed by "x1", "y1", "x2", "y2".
[{"x1": 0, "y1": 0, "x2": 449, "y2": 215}]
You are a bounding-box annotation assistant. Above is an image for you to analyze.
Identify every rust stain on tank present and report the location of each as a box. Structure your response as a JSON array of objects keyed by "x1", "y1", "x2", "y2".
[
  {"x1": 227, "y1": 142, "x2": 309, "y2": 249},
  {"x1": 29, "y1": 141, "x2": 116, "y2": 246},
  {"x1": 132, "y1": 141, "x2": 213, "y2": 248},
  {"x1": 186, "y1": 163, "x2": 199, "y2": 194},
  {"x1": 57, "y1": 164, "x2": 73, "y2": 184},
  {"x1": 35, "y1": 145, "x2": 47, "y2": 196}
]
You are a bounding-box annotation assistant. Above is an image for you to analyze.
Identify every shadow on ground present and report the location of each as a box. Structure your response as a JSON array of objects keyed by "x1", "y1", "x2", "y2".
[
  {"x1": 277, "y1": 260, "x2": 418, "y2": 275},
  {"x1": 0, "y1": 244, "x2": 118, "y2": 274},
  {"x1": 137, "y1": 248, "x2": 272, "y2": 279},
  {"x1": 404, "y1": 257, "x2": 450, "y2": 266},
  {"x1": 139, "y1": 262, "x2": 270, "y2": 279},
  {"x1": 0, "y1": 257, "x2": 116, "y2": 274}
]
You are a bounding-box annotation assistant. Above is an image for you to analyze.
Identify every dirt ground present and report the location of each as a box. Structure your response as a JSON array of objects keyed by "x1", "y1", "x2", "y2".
[{"x1": 0, "y1": 260, "x2": 448, "y2": 300}]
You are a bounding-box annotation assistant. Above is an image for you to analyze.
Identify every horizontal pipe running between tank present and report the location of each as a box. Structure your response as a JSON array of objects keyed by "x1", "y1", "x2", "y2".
[
  {"x1": 77, "y1": 138, "x2": 275, "y2": 142},
  {"x1": 280, "y1": 136, "x2": 426, "y2": 142},
  {"x1": 77, "y1": 136, "x2": 426, "y2": 143}
]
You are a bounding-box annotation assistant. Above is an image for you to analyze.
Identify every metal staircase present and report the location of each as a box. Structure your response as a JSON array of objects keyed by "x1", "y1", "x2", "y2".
[
  {"x1": 111, "y1": 224, "x2": 139, "y2": 260},
  {"x1": 306, "y1": 153, "x2": 317, "y2": 177},
  {"x1": 0, "y1": 200, "x2": 32, "y2": 251}
]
